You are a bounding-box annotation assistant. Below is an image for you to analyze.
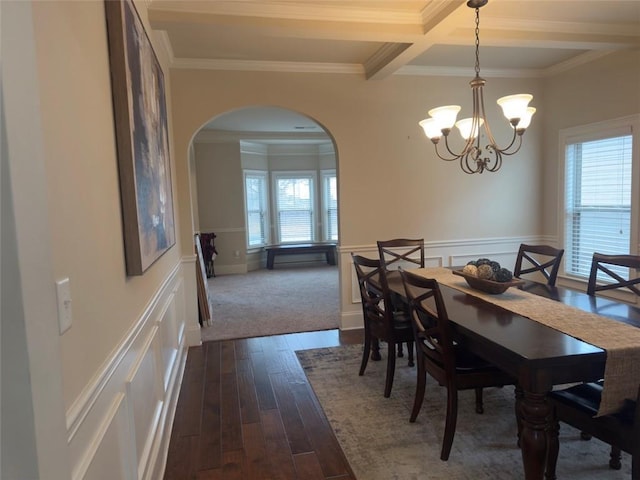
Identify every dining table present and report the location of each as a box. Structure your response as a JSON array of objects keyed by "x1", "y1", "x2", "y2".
[{"x1": 386, "y1": 267, "x2": 640, "y2": 480}]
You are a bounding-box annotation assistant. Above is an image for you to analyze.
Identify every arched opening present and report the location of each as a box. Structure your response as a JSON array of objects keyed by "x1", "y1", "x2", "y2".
[{"x1": 188, "y1": 106, "x2": 340, "y2": 341}]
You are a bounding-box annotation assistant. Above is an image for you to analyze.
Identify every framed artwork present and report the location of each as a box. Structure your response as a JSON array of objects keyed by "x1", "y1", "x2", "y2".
[{"x1": 104, "y1": 0, "x2": 176, "y2": 275}]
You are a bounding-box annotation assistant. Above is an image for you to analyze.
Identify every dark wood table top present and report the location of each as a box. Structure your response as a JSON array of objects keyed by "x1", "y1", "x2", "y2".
[
  {"x1": 386, "y1": 269, "x2": 640, "y2": 479},
  {"x1": 519, "y1": 281, "x2": 640, "y2": 328},
  {"x1": 388, "y1": 271, "x2": 640, "y2": 382}
]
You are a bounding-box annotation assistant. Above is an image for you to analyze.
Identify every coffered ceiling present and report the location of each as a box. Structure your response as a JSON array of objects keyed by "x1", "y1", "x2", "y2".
[
  {"x1": 148, "y1": 0, "x2": 640, "y2": 78},
  {"x1": 147, "y1": 0, "x2": 640, "y2": 134}
]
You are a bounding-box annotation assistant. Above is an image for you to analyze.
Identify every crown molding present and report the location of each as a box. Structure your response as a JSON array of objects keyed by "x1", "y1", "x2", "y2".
[
  {"x1": 542, "y1": 50, "x2": 615, "y2": 77},
  {"x1": 171, "y1": 57, "x2": 364, "y2": 75},
  {"x1": 394, "y1": 65, "x2": 544, "y2": 79},
  {"x1": 149, "y1": 1, "x2": 422, "y2": 25},
  {"x1": 195, "y1": 129, "x2": 331, "y2": 144},
  {"x1": 482, "y1": 17, "x2": 640, "y2": 39},
  {"x1": 155, "y1": 30, "x2": 175, "y2": 64}
]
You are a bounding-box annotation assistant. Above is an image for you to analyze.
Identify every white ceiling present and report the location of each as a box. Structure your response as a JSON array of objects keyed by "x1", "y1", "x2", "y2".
[{"x1": 147, "y1": 0, "x2": 640, "y2": 135}]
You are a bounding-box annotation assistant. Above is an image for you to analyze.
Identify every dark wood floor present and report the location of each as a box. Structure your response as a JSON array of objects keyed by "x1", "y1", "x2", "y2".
[{"x1": 164, "y1": 329, "x2": 363, "y2": 480}]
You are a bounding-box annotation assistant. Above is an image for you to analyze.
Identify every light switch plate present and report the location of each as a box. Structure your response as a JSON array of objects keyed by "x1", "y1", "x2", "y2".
[{"x1": 56, "y1": 278, "x2": 72, "y2": 334}]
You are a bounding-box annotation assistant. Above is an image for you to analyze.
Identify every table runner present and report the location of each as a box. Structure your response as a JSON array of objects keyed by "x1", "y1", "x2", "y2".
[{"x1": 411, "y1": 267, "x2": 640, "y2": 416}]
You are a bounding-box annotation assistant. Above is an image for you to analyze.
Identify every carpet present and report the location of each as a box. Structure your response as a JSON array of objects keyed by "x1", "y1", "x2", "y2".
[
  {"x1": 200, "y1": 264, "x2": 340, "y2": 341},
  {"x1": 296, "y1": 344, "x2": 632, "y2": 480}
]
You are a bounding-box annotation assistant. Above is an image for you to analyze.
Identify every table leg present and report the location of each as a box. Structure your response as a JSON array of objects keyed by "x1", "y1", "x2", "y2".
[
  {"x1": 545, "y1": 415, "x2": 559, "y2": 480},
  {"x1": 267, "y1": 251, "x2": 275, "y2": 269},
  {"x1": 519, "y1": 390, "x2": 552, "y2": 480}
]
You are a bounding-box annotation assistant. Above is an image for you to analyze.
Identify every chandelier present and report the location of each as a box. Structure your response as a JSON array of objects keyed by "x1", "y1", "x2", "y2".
[{"x1": 419, "y1": 0, "x2": 535, "y2": 174}]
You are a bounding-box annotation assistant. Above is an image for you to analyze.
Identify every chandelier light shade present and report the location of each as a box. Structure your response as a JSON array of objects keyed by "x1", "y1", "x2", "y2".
[{"x1": 419, "y1": 0, "x2": 536, "y2": 174}]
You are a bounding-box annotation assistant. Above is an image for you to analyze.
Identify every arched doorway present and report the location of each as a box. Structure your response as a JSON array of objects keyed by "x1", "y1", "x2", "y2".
[{"x1": 189, "y1": 106, "x2": 340, "y2": 340}]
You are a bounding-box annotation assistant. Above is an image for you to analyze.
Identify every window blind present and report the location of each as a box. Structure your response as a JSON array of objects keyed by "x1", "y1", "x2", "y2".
[
  {"x1": 276, "y1": 177, "x2": 313, "y2": 243},
  {"x1": 323, "y1": 173, "x2": 338, "y2": 241},
  {"x1": 564, "y1": 133, "x2": 632, "y2": 279},
  {"x1": 245, "y1": 173, "x2": 268, "y2": 247}
]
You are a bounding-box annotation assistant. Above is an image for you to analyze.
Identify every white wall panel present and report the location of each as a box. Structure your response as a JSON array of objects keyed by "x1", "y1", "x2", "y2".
[
  {"x1": 159, "y1": 295, "x2": 178, "y2": 391},
  {"x1": 125, "y1": 327, "x2": 163, "y2": 480},
  {"x1": 67, "y1": 265, "x2": 188, "y2": 480},
  {"x1": 80, "y1": 394, "x2": 132, "y2": 480},
  {"x1": 340, "y1": 235, "x2": 550, "y2": 330}
]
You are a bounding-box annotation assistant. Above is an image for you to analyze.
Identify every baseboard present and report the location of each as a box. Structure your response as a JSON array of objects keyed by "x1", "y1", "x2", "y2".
[
  {"x1": 340, "y1": 311, "x2": 363, "y2": 331},
  {"x1": 214, "y1": 264, "x2": 248, "y2": 275}
]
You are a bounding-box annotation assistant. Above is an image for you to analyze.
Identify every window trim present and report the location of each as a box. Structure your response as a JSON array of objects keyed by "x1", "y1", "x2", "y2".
[
  {"x1": 243, "y1": 169, "x2": 269, "y2": 248},
  {"x1": 558, "y1": 114, "x2": 640, "y2": 286},
  {"x1": 321, "y1": 169, "x2": 338, "y2": 242},
  {"x1": 271, "y1": 170, "x2": 318, "y2": 244}
]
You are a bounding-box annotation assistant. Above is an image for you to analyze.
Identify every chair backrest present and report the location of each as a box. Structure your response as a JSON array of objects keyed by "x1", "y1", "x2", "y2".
[
  {"x1": 351, "y1": 254, "x2": 393, "y2": 336},
  {"x1": 587, "y1": 253, "x2": 640, "y2": 297},
  {"x1": 400, "y1": 270, "x2": 454, "y2": 380},
  {"x1": 377, "y1": 238, "x2": 425, "y2": 272},
  {"x1": 513, "y1": 244, "x2": 564, "y2": 286}
]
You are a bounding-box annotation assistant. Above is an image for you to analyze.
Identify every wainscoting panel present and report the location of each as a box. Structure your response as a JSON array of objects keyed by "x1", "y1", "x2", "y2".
[
  {"x1": 158, "y1": 295, "x2": 178, "y2": 392},
  {"x1": 125, "y1": 326, "x2": 163, "y2": 480},
  {"x1": 74, "y1": 394, "x2": 133, "y2": 480},
  {"x1": 66, "y1": 264, "x2": 189, "y2": 480},
  {"x1": 450, "y1": 250, "x2": 516, "y2": 269},
  {"x1": 339, "y1": 236, "x2": 551, "y2": 330}
]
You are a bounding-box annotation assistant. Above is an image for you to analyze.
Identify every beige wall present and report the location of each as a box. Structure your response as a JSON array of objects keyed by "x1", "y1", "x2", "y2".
[
  {"x1": 172, "y1": 71, "x2": 543, "y2": 247},
  {"x1": 170, "y1": 70, "x2": 546, "y2": 327},
  {"x1": 195, "y1": 142, "x2": 248, "y2": 268},
  {"x1": 32, "y1": 0, "x2": 184, "y2": 412},
  {"x1": 541, "y1": 49, "x2": 640, "y2": 238},
  {"x1": 3, "y1": 1, "x2": 192, "y2": 478}
]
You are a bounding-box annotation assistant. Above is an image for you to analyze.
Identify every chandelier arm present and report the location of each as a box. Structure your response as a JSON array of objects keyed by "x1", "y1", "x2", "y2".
[
  {"x1": 494, "y1": 128, "x2": 523, "y2": 156},
  {"x1": 483, "y1": 149, "x2": 503, "y2": 172},
  {"x1": 476, "y1": 83, "x2": 501, "y2": 150},
  {"x1": 440, "y1": 134, "x2": 469, "y2": 161},
  {"x1": 461, "y1": 151, "x2": 481, "y2": 174},
  {"x1": 433, "y1": 141, "x2": 462, "y2": 162},
  {"x1": 420, "y1": 0, "x2": 533, "y2": 174}
]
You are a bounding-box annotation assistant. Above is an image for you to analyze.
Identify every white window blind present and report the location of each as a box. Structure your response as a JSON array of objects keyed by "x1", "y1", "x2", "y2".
[
  {"x1": 244, "y1": 171, "x2": 268, "y2": 247},
  {"x1": 275, "y1": 175, "x2": 314, "y2": 243},
  {"x1": 322, "y1": 172, "x2": 338, "y2": 241},
  {"x1": 564, "y1": 132, "x2": 632, "y2": 279}
]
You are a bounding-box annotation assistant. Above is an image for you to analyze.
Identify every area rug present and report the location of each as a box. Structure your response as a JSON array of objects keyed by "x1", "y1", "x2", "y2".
[
  {"x1": 201, "y1": 265, "x2": 339, "y2": 341},
  {"x1": 296, "y1": 345, "x2": 632, "y2": 480}
]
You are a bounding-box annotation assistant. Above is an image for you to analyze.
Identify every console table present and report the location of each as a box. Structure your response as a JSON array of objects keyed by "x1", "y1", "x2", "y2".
[{"x1": 266, "y1": 243, "x2": 337, "y2": 269}]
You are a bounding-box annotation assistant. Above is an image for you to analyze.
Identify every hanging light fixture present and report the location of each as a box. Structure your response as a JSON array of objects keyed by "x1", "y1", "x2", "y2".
[{"x1": 419, "y1": 0, "x2": 535, "y2": 174}]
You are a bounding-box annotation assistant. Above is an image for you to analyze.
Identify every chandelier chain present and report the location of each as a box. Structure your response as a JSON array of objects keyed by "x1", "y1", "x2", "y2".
[
  {"x1": 419, "y1": 0, "x2": 534, "y2": 174},
  {"x1": 474, "y1": 8, "x2": 481, "y2": 77}
]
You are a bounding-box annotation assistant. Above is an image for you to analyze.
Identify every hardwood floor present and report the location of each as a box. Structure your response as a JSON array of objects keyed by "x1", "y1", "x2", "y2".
[{"x1": 164, "y1": 329, "x2": 363, "y2": 480}]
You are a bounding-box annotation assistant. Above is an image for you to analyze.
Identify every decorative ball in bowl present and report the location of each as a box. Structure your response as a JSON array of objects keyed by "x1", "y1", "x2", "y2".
[{"x1": 452, "y1": 259, "x2": 524, "y2": 294}]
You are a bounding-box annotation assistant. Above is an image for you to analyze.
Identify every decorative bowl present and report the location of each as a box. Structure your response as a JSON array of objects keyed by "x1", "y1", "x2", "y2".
[{"x1": 452, "y1": 269, "x2": 524, "y2": 294}]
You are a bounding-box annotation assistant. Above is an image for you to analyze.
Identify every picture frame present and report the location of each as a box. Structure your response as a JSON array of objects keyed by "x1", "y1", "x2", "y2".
[{"x1": 104, "y1": 0, "x2": 176, "y2": 275}]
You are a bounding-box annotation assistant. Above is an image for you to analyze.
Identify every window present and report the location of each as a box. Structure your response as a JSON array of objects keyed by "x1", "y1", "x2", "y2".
[
  {"x1": 561, "y1": 116, "x2": 639, "y2": 280},
  {"x1": 273, "y1": 172, "x2": 316, "y2": 243},
  {"x1": 244, "y1": 171, "x2": 269, "y2": 247},
  {"x1": 322, "y1": 170, "x2": 338, "y2": 241}
]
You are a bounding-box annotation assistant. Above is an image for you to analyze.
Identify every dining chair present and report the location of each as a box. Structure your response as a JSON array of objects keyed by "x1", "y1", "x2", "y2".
[
  {"x1": 351, "y1": 253, "x2": 414, "y2": 398},
  {"x1": 377, "y1": 238, "x2": 425, "y2": 272},
  {"x1": 549, "y1": 252, "x2": 640, "y2": 474},
  {"x1": 587, "y1": 253, "x2": 640, "y2": 297},
  {"x1": 513, "y1": 243, "x2": 564, "y2": 286},
  {"x1": 547, "y1": 382, "x2": 640, "y2": 478},
  {"x1": 377, "y1": 238, "x2": 425, "y2": 359},
  {"x1": 400, "y1": 269, "x2": 515, "y2": 461}
]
